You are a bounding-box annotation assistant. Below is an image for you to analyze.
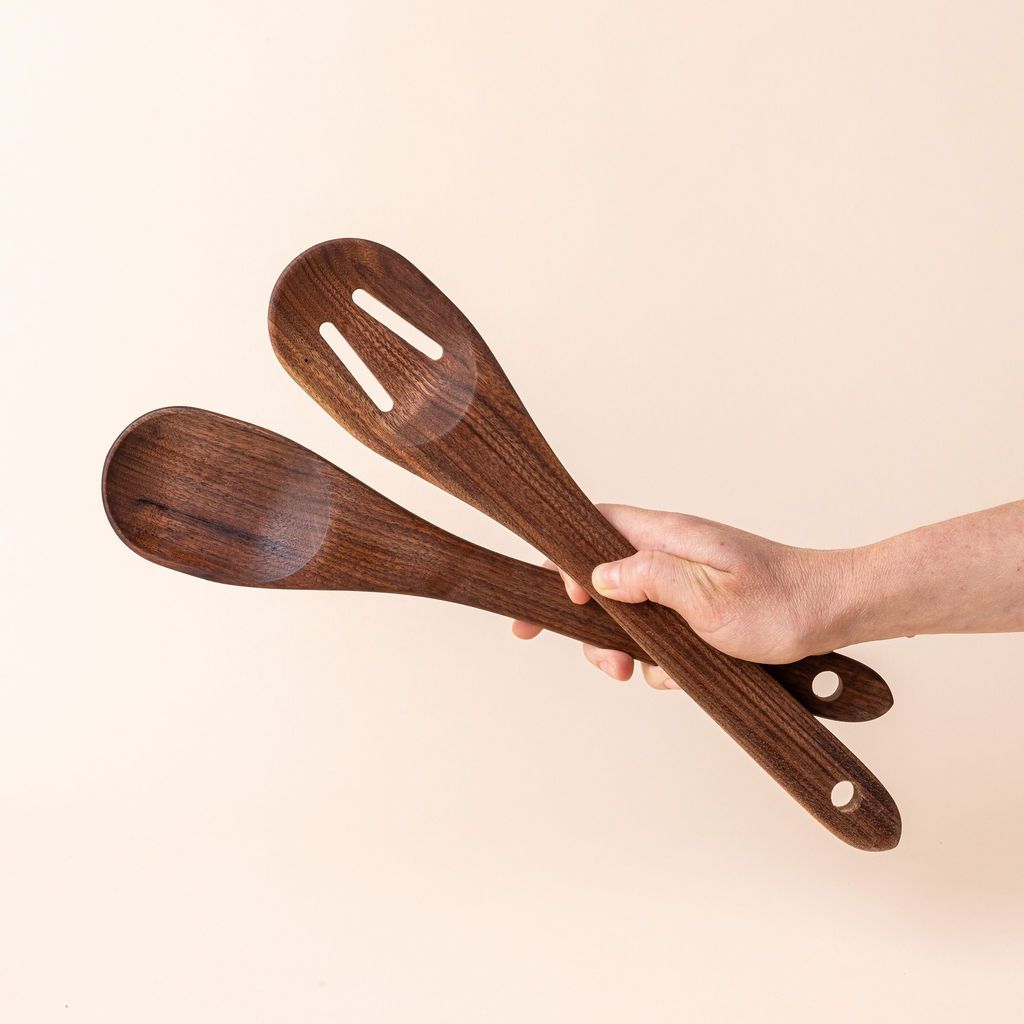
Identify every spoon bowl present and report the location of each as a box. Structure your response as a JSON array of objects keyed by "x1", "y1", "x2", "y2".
[{"x1": 103, "y1": 407, "x2": 332, "y2": 586}]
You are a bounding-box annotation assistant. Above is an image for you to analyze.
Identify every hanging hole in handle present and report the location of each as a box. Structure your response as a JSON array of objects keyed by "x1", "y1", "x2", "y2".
[
  {"x1": 831, "y1": 780, "x2": 861, "y2": 812},
  {"x1": 811, "y1": 670, "x2": 843, "y2": 701}
]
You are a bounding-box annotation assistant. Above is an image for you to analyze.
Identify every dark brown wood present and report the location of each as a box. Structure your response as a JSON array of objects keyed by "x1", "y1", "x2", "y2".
[
  {"x1": 268, "y1": 239, "x2": 902, "y2": 850},
  {"x1": 102, "y1": 407, "x2": 893, "y2": 724}
]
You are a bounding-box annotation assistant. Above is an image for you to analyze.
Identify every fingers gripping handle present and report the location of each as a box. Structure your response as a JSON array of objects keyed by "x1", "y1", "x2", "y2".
[
  {"x1": 546, "y1": 515, "x2": 900, "y2": 851},
  {"x1": 460, "y1": 554, "x2": 892, "y2": 723}
]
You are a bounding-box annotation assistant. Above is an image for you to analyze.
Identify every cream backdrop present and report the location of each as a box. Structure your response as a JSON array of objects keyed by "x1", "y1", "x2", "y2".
[{"x1": 3, "y1": 2, "x2": 1023, "y2": 1020}]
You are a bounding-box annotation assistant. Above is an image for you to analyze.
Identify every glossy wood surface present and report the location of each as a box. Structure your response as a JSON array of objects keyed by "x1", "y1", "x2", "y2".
[
  {"x1": 102, "y1": 408, "x2": 892, "y2": 723},
  {"x1": 268, "y1": 239, "x2": 901, "y2": 850}
]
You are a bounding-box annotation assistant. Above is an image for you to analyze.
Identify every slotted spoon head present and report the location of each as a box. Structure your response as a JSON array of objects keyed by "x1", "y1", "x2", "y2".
[
  {"x1": 268, "y1": 239, "x2": 494, "y2": 455},
  {"x1": 268, "y1": 238, "x2": 583, "y2": 548}
]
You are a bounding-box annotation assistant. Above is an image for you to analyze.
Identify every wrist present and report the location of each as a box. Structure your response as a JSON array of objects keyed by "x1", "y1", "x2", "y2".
[
  {"x1": 786, "y1": 547, "x2": 863, "y2": 656},
  {"x1": 821, "y1": 546, "x2": 882, "y2": 651},
  {"x1": 788, "y1": 545, "x2": 901, "y2": 656},
  {"x1": 814, "y1": 539, "x2": 924, "y2": 651}
]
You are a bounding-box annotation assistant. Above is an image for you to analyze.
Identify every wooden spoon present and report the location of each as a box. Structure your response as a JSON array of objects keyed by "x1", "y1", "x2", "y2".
[
  {"x1": 102, "y1": 406, "x2": 891, "y2": 723},
  {"x1": 268, "y1": 239, "x2": 901, "y2": 850}
]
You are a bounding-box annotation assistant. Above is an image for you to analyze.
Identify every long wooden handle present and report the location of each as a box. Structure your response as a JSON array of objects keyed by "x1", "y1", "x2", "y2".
[
  {"x1": 542, "y1": 506, "x2": 901, "y2": 850},
  {"x1": 431, "y1": 541, "x2": 891, "y2": 723}
]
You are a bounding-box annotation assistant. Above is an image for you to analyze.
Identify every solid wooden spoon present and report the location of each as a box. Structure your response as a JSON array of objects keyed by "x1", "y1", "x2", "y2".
[
  {"x1": 101, "y1": 407, "x2": 891, "y2": 723},
  {"x1": 268, "y1": 239, "x2": 901, "y2": 850}
]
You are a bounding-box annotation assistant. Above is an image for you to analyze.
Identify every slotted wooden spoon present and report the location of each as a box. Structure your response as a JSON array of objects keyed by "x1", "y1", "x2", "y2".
[
  {"x1": 102, "y1": 406, "x2": 891, "y2": 724},
  {"x1": 268, "y1": 239, "x2": 901, "y2": 850}
]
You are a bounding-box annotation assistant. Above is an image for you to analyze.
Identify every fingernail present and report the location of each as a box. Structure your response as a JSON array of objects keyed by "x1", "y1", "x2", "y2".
[{"x1": 592, "y1": 561, "x2": 620, "y2": 592}]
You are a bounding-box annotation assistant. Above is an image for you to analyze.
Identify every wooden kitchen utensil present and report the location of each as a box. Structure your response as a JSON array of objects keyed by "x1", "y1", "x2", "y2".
[
  {"x1": 268, "y1": 239, "x2": 901, "y2": 849},
  {"x1": 102, "y1": 407, "x2": 892, "y2": 723}
]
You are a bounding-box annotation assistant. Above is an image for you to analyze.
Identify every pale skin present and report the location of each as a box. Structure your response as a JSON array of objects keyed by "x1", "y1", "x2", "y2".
[{"x1": 512, "y1": 501, "x2": 1024, "y2": 689}]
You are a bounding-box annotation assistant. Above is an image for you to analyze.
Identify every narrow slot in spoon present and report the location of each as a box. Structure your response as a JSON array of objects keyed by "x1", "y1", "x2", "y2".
[
  {"x1": 101, "y1": 406, "x2": 891, "y2": 723},
  {"x1": 268, "y1": 239, "x2": 901, "y2": 850}
]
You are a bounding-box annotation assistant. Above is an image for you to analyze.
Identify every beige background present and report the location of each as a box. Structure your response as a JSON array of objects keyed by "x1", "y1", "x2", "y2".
[{"x1": 3, "y1": 1, "x2": 1023, "y2": 1020}]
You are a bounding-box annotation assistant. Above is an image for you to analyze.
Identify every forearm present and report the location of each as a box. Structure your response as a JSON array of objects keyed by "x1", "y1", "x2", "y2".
[{"x1": 826, "y1": 500, "x2": 1024, "y2": 649}]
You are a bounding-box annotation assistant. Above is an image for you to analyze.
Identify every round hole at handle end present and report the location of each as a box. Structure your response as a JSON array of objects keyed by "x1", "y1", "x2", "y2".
[
  {"x1": 812, "y1": 670, "x2": 843, "y2": 701},
  {"x1": 831, "y1": 780, "x2": 861, "y2": 812}
]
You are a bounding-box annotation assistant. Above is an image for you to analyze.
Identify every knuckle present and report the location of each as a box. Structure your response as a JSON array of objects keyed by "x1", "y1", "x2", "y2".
[
  {"x1": 629, "y1": 548, "x2": 660, "y2": 582},
  {"x1": 681, "y1": 562, "x2": 732, "y2": 632}
]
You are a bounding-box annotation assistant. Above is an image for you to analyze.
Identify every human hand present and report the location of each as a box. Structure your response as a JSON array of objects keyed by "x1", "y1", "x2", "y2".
[{"x1": 512, "y1": 504, "x2": 846, "y2": 689}]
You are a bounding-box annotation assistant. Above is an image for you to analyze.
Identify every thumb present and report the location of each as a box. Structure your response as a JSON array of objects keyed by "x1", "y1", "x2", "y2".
[{"x1": 592, "y1": 549, "x2": 698, "y2": 609}]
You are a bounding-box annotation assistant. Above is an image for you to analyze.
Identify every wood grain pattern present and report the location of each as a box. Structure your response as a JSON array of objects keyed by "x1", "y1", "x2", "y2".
[
  {"x1": 268, "y1": 239, "x2": 901, "y2": 850},
  {"x1": 102, "y1": 407, "x2": 893, "y2": 724}
]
